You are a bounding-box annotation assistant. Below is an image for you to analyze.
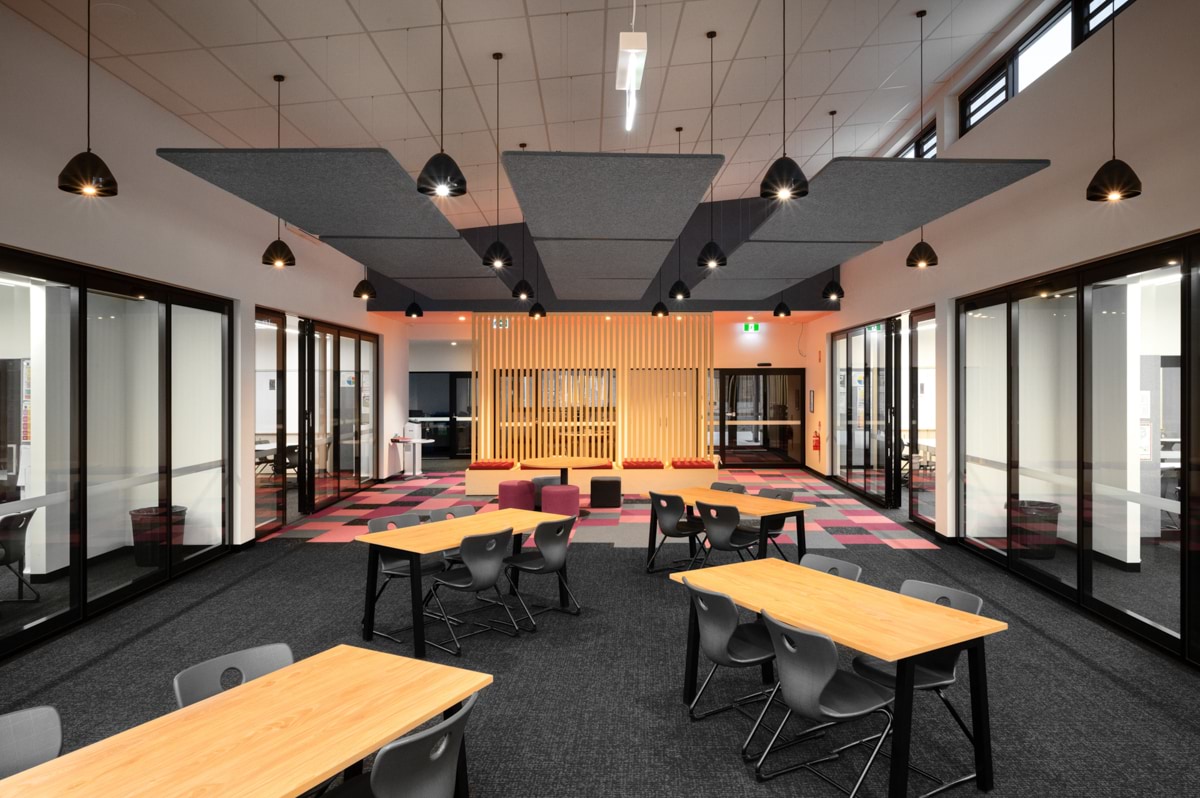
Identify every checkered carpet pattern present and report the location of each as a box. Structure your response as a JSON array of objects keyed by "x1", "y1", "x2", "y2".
[{"x1": 262, "y1": 469, "x2": 938, "y2": 551}]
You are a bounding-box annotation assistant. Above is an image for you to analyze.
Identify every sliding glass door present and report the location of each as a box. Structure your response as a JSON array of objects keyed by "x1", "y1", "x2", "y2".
[
  {"x1": 909, "y1": 309, "x2": 937, "y2": 527},
  {"x1": 831, "y1": 319, "x2": 901, "y2": 506},
  {"x1": 718, "y1": 370, "x2": 805, "y2": 467}
]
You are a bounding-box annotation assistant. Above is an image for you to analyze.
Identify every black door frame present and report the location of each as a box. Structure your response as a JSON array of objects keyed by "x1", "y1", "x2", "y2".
[
  {"x1": 908, "y1": 306, "x2": 937, "y2": 530},
  {"x1": 716, "y1": 368, "x2": 806, "y2": 468},
  {"x1": 409, "y1": 371, "x2": 472, "y2": 459}
]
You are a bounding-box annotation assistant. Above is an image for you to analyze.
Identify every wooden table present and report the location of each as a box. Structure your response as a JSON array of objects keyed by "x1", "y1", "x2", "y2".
[
  {"x1": 0, "y1": 645, "x2": 491, "y2": 798},
  {"x1": 648, "y1": 486, "x2": 815, "y2": 564},
  {"x1": 359, "y1": 508, "x2": 570, "y2": 657},
  {"x1": 671, "y1": 559, "x2": 1008, "y2": 798},
  {"x1": 522, "y1": 456, "x2": 610, "y2": 518}
]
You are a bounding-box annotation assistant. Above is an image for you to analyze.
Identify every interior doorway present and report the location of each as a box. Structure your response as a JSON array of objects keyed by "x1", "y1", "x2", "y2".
[{"x1": 717, "y1": 369, "x2": 805, "y2": 467}]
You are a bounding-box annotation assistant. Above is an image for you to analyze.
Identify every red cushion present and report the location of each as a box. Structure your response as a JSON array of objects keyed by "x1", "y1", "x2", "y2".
[
  {"x1": 468, "y1": 459, "x2": 514, "y2": 471},
  {"x1": 622, "y1": 458, "x2": 664, "y2": 469},
  {"x1": 671, "y1": 457, "x2": 714, "y2": 469}
]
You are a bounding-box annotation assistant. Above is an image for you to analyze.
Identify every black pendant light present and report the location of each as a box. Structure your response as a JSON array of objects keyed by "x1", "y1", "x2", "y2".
[
  {"x1": 773, "y1": 290, "x2": 791, "y2": 317},
  {"x1": 1086, "y1": 14, "x2": 1141, "y2": 202},
  {"x1": 418, "y1": 0, "x2": 467, "y2": 198},
  {"x1": 405, "y1": 288, "x2": 424, "y2": 318},
  {"x1": 261, "y1": 75, "x2": 296, "y2": 269},
  {"x1": 759, "y1": 1, "x2": 807, "y2": 200},
  {"x1": 651, "y1": 270, "x2": 670, "y2": 317},
  {"x1": 353, "y1": 262, "x2": 377, "y2": 300},
  {"x1": 667, "y1": 126, "x2": 691, "y2": 300},
  {"x1": 58, "y1": 0, "x2": 117, "y2": 197},
  {"x1": 905, "y1": 11, "x2": 938, "y2": 270},
  {"x1": 511, "y1": 223, "x2": 534, "y2": 300},
  {"x1": 822, "y1": 271, "x2": 844, "y2": 302},
  {"x1": 695, "y1": 32, "x2": 727, "y2": 269},
  {"x1": 483, "y1": 53, "x2": 513, "y2": 269},
  {"x1": 529, "y1": 247, "x2": 546, "y2": 318}
]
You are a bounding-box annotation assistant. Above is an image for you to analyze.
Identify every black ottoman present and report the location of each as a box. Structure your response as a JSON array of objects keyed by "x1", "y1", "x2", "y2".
[
  {"x1": 590, "y1": 476, "x2": 622, "y2": 508},
  {"x1": 531, "y1": 475, "x2": 562, "y2": 510}
]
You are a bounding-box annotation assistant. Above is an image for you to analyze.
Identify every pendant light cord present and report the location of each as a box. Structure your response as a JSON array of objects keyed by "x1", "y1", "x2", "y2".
[
  {"x1": 709, "y1": 31, "x2": 715, "y2": 233},
  {"x1": 678, "y1": 126, "x2": 683, "y2": 282},
  {"x1": 1111, "y1": 19, "x2": 1116, "y2": 159},
  {"x1": 439, "y1": 0, "x2": 445, "y2": 152},
  {"x1": 86, "y1": 0, "x2": 91, "y2": 151},
  {"x1": 781, "y1": 0, "x2": 786, "y2": 157},
  {"x1": 276, "y1": 76, "x2": 282, "y2": 239},
  {"x1": 918, "y1": 11, "x2": 925, "y2": 243},
  {"x1": 495, "y1": 53, "x2": 500, "y2": 243}
]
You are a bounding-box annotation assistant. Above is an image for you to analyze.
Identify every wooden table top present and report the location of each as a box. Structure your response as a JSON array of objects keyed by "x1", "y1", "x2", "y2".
[
  {"x1": 0, "y1": 645, "x2": 491, "y2": 798},
  {"x1": 521, "y1": 456, "x2": 611, "y2": 469},
  {"x1": 661, "y1": 486, "x2": 815, "y2": 516},
  {"x1": 671, "y1": 559, "x2": 1007, "y2": 662},
  {"x1": 356, "y1": 507, "x2": 570, "y2": 555}
]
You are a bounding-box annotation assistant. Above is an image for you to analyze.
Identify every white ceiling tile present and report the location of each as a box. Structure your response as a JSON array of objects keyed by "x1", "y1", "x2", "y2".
[
  {"x1": 343, "y1": 93, "x2": 421, "y2": 141},
  {"x1": 547, "y1": 118, "x2": 600, "y2": 151},
  {"x1": 805, "y1": 0, "x2": 885, "y2": 52},
  {"x1": 96, "y1": 56, "x2": 199, "y2": 115},
  {"x1": 210, "y1": 41, "x2": 334, "y2": 105},
  {"x1": 481, "y1": 80, "x2": 544, "y2": 130},
  {"x1": 292, "y1": 33, "x2": 401, "y2": 98},
  {"x1": 671, "y1": 0, "x2": 756, "y2": 66},
  {"x1": 648, "y1": 107, "x2": 709, "y2": 147},
  {"x1": 281, "y1": 100, "x2": 372, "y2": 146},
  {"x1": 153, "y1": 0, "x2": 279, "y2": 48},
  {"x1": 786, "y1": 48, "x2": 856, "y2": 99},
  {"x1": 179, "y1": 113, "x2": 248, "y2": 147},
  {"x1": 131, "y1": 49, "x2": 264, "y2": 112},
  {"x1": 372, "y1": 25, "x2": 470, "y2": 92},
  {"x1": 454, "y1": 18, "x2": 537, "y2": 85},
  {"x1": 208, "y1": 106, "x2": 313, "y2": 147},
  {"x1": 254, "y1": 0, "x2": 362, "y2": 39},
  {"x1": 352, "y1": 0, "x2": 440, "y2": 31},
  {"x1": 501, "y1": 125, "x2": 550, "y2": 153},
  {"x1": 718, "y1": 58, "x2": 775, "y2": 105},
  {"x1": 444, "y1": 0, "x2": 526, "y2": 23},
  {"x1": 877, "y1": 0, "x2": 954, "y2": 45},
  {"x1": 529, "y1": 10, "x2": 604, "y2": 79},
  {"x1": 381, "y1": 135, "x2": 440, "y2": 171},
  {"x1": 526, "y1": 0, "x2": 605, "y2": 14},
  {"x1": 408, "y1": 86, "x2": 487, "y2": 135},
  {"x1": 829, "y1": 42, "x2": 916, "y2": 94},
  {"x1": 2, "y1": 0, "x2": 118, "y2": 57},
  {"x1": 740, "y1": 0, "x2": 825, "y2": 57},
  {"x1": 946, "y1": 0, "x2": 1019, "y2": 37},
  {"x1": 539, "y1": 73, "x2": 603, "y2": 123},
  {"x1": 43, "y1": 0, "x2": 196, "y2": 54},
  {"x1": 655, "y1": 62, "x2": 721, "y2": 112}
]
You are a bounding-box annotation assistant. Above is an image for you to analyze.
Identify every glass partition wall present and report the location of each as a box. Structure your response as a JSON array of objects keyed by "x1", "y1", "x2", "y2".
[
  {"x1": 909, "y1": 309, "x2": 937, "y2": 527},
  {"x1": 957, "y1": 236, "x2": 1199, "y2": 659},
  {"x1": 0, "y1": 246, "x2": 231, "y2": 655}
]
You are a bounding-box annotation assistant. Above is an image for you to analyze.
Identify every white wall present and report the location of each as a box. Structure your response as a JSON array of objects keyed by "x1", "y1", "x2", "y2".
[
  {"x1": 803, "y1": 0, "x2": 1200, "y2": 536},
  {"x1": 0, "y1": 6, "x2": 409, "y2": 545},
  {"x1": 410, "y1": 340, "x2": 473, "y2": 372}
]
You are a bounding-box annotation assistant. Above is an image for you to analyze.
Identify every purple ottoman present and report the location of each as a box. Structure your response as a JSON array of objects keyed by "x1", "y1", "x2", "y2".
[
  {"x1": 498, "y1": 480, "x2": 535, "y2": 511},
  {"x1": 542, "y1": 484, "x2": 581, "y2": 518}
]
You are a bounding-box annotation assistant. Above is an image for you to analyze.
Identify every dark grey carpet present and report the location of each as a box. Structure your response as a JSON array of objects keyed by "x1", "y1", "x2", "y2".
[{"x1": 1, "y1": 538, "x2": 1199, "y2": 797}]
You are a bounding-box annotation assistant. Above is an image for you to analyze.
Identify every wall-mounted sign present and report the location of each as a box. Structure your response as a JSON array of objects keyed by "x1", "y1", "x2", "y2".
[
  {"x1": 742, "y1": 323, "x2": 760, "y2": 333},
  {"x1": 492, "y1": 318, "x2": 510, "y2": 329}
]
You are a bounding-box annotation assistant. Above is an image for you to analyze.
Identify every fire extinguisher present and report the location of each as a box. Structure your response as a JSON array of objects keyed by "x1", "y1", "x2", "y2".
[{"x1": 812, "y1": 425, "x2": 821, "y2": 453}]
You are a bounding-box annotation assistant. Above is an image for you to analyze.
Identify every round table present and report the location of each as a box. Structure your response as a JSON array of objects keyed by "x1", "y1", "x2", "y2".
[{"x1": 521, "y1": 456, "x2": 611, "y2": 518}]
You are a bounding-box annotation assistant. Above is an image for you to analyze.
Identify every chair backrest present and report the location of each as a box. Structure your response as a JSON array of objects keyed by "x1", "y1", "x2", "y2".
[
  {"x1": 800, "y1": 553, "x2": 863, "y2": 582},
  {"x1": 682, "y1": 578, "x2": 744, "y2": 667},
  {"x1": 532, "y1": 517, "x2": 575, "y2": 572},
  {"x1": 0, "y1": 706, "x2": 62, "y2": 779},
  {"x1": 695, "y1": 501, "x2": 741, "y2": 550},
  {"x1": 369, "y1": 693, "x2": 478, "y2": 798},
  {"x1": 901, "y1": 580, "x2": 983, "y2": 675},
  {"x1": 173, "y1": 643, "x2": 294, "y2": 708},
  {"x1": 367, "y1": 514, "x2": 421, "y2": 533},
  {"x1": 457, "y1": 530, "x2": 513, "y2": 591},
  {"x1": 0, "y1": 510, "x2": 36, "y2": 567},
  {"x1": 756, "y1": 488, "x2": 794, "y2": 532},
  {"x1": 427, "y1": 506, "x2": 477, "y2": 522},
  {"x1": 649, "y1": 492, "x2": 687, "y2": 534},
  {"x1": 762, "y1": 612, "x2": 839, "y2": 722},
  {"x1": 710, "y1": 482, "x2": 746, "y2": 494}
]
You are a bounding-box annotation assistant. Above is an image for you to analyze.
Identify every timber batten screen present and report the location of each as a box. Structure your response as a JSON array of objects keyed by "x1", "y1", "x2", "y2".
[{"x1": 471, "y1": 313, "x2": 715, "y2": 464}]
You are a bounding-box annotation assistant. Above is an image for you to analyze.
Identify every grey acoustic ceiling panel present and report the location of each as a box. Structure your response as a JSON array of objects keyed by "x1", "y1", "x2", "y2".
[
  {"x1": 688, "y1": 276, "x2": 800, "y2": 301},
  {"x1": 719, "y1": 241, "x2": 878, "y2": 280},
  {"x1": 553, "y1": 277, "x2": 653, "y2": 301},
  {"x1": 323, "y1": 237, "x2": 484, "y2": 278},
  {"x1": 535, "y1": 239, "x2": 675, "y2": 280},
  {"x1": 156, "y1": 148, "x2": 460, "y2": 238},
  {"x1": 502, "y1": 151, "x2": 723, "y2": 240},
  {"x1": 403, "y1": 277, "x2": 515, "y2": 300},
  {"x1": 751, "y1": 157, "x2": 1050, "y2": 243}
]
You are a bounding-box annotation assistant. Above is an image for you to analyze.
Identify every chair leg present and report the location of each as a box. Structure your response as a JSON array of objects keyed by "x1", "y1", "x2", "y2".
[
  {"x1": 426, "y1": 584, "x2": 462, "y2": 656},
  {"x1": 506, "y1": 573, "x2": 538, "y2": 632},
  {"x1": 2, "y1": 563, "x2": 40, "y2": 603},
  {"x1": 769, "y1": 536, "x2": 791, "y2": 563},
  {"x1": 935, "y1": 688, "x2": 975, "y2": 743},
  {"x1": 689, "y1": 664, "x2": 777, "y2": 722},
  {"x1": 486, "y1": 586, "x2": 522, "y2": 637},
  {"x1": 848, "y1": 709, "x2": 892, "y2": 798},
  {"x1": 743, "y1": 682, "x2": 779, "y2": 759},
  {"x1": 555, "y1": 571, "x2": 583, "y2": 615}
]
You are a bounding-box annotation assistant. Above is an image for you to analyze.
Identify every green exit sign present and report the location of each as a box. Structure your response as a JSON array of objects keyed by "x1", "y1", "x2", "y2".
[{"x1": 742, "y1": 323, "x2": 760, "y2": 332}]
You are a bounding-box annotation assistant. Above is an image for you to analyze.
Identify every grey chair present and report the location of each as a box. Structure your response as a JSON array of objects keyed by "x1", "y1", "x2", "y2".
[
  {"x1": 428, "y1": 530, "x2": 520, "y2": 655},
  {"x1": 0, "y1": 510, "x2": 39, "y2": 603},
  {"x1": 173, "y1": 643, "x2": 295, "y2": 708},
  {"x1": 366, "y1": 515, "x2": 447, "y2": 619},
  {"x1": 846, "y1": 580, "x2": 984, "y2": 797},
  {"x1": 710, "y1": 481, "x2": 747, "y2": 494},
  {"x1": 800, "y1": 553, "x2": 863, "y2": 582},
  {"x1": 0, "y1": 706, "x2": 61, "y2": 779},
  {"x1": 746, "y1": 613, "x2": 894, "y2": 794},
  {"x1": 646, "y1": 492, "x2": 706, "y2": 573},
  {"x1": 426, "y1": 506, "x2": 476, "y2": 563},
  {"x1": 505, "y1": 517, "x2": 581, "y2": 629},
  {"x1": 682, "y1": 578, "x2": 776, "y2": 721},
  {"x1": 324, "y1": 694, "x2": 478, "y2": 798},
  {"x1": 737, "y1": 488, "x2": 795, "y2": 561},
  {"x1": 530, "y1": 475, "x2": 562, "y2": 510},
  {"x1": 695, "y1": 501, "x2": 759, "y2": 568}
]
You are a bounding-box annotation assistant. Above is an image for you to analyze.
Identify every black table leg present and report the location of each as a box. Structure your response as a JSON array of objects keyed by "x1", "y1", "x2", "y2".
[
  {"x1": 509, "y1": 533, "x2": 522, "y2": 596},
  {"x1": 794, "y1": 510, "x2": 806, "y2": 559},
  {"x1": 646, "y1": 503, "x2": 659, "y2": 567},
  {"x1": 888, "y1": 657, "x2": 916, "y2": 798},
  {"x1": 683, "y1": 600, "x2": 700, "y2": 703},
  {"x1": 362, "y1": 546, "x2": 379, "y2": 641},
  {"x1": 409, "y1": 551, "x2": 425, "y2": 658},
  {"x1": 558, "y1": 563, "x2": 570, "y2": 608},
  {"x1": 445, "y1": 701, "x2": 470, "y2": 798},
  {"x1": 342, "y1": 761, "x2": 364, "y2": 780},
  {"x1": 758, "y1": 514, "x2": 781, "y2": 559},
  {"x1": 968, "y1": 637, "x2": 995, "y2": 791}
]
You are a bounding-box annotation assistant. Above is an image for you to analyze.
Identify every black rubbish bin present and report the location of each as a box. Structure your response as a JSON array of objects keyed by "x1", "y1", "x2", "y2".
[
  {"x1": 1010, "y1": 500, "x2": 1060, "y2": 559},
  {"x1": 129, "y1": 505, "x2": 185, "y2": 567}
]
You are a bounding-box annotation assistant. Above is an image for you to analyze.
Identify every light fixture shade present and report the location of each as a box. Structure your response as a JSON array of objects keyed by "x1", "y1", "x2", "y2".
[
  {"x1": 417, "y1": 151, "x2": 467, "y2": 197},
  {"x1": 353, "y1": 279, "x2": 377, "y2": 300},
  {"x1": 405, "y1": 301, "x2": 424, "y2": 318},
  {"x1": 651, "y1": 300, "x2": 670, "y2": 317},
  {"x1": 759, "y1": 156, "x2": 808, "y2": 200},
  {"x1": 773, "y1": 300, "x2": 791, "y2": 317},
  {"x1": 1085, "y1": 158, "x2": 1142, "y2": 202},
  {"x1": 58, "y1": 150, "x2": 118, "y2": 197},
  {"x1": 482, "y1": 240, "x2": 512, "y2": 269},
  {"x1": 669, "y1": 279, "x2": 691, "y2": 300},
  {"x1": 261, "y1": 238, "x2": 296, "y2": 268},
  {"x1": 906, "y1": 240, "x2": 939, "y2": 269},
  {"x1": 696, "y1": 240, "x2": 727, "y2": 269},
  {"x1": 511, "y1": 278, "x2": 534, "y2": 300},
  {"x1": 822, "y1": 279, "x2": 844, "y2": 301},
  {"x1": 529, "y1": 302, "x2": 546, "y2": 318}
]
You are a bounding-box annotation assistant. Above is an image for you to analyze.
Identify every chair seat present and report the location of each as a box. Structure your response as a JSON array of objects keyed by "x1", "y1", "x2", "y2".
[
  {"x1": 662, "y1": 519, "x2": 704, "y2": 537},
  {"x1": 818, "y1": 669, "x2": 895, "y2": 720},
  {"x1": 725, "y1": 529, "x2": 760, "y2": 548},
  {"x1": 851, "y1": 653, "x2": 956, "y2": 691},
  {"x1": 726, "y1": 622, "x2": 774, "y2": 665},
  {"x1": 505, "y1": 551, "x2": 549, "y2": 573},
  {"x1": 380, "y1": 553, "x2": 447, "y2": 577},
  {"x1": 434, "y1": 567, "x2": 475, "y2": 590}
]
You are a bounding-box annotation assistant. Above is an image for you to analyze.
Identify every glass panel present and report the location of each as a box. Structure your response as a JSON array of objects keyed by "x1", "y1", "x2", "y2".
[
  {"x1": 834, "y1": 336, "x2": 848, "y2": 481},
  {"x1": 360, "y1": 337, "x2": 375, "y2": 486},
  {"x1": 764, "y1": 373, "x2": 804, "y2": 464},
  {"x1": 898, "y1": 144, "x2": 916, "y2": 159},
  {"x1": 864, "y1": 324, "x2": 889, "y2": 498},
  {"x1": 283, "y1": 316, "x2": 300, "y2": 522},
  {"x1": 911, "y1": 315, "x2": 937, "y2": 524},
  {"x1": 849, "y1": 330, "x2": 865, "y2": 490},
  {"x1": 312, "y1": 327, "x2": 337, "y2": 509},
  {"x1": 963, "y1": 302, "x2": 1008, "y2": 556},
  {"x1": 453, "y1": 374, "x2": 472, "y2": 459},
  {"x1": 409, "y1": 372, "x2": 451, "y2": 457},
  {"x1": 171, "y1": 304, "x2": 225, "y2": 566},
  {"x1": 254, "y1": 315, "x2": 283, "y2": 533},
  {"x1": 0, "y1": 272, "x2": 76, "y2": 641},
  {"x1": 1018, "y1": 10, "x2": 1072, "y2": 92},
  {"x1": 1016, "y1": 289, "x2": 1077, "y2": 585},
  {"x1": 1088, "y1": 261, "x2": 1181, "y2": 635},
  {"x1": 968, "y1": 76, "x2": 1007, "y2": 126},
  {"x1": 86, "y1": 291, "x2": 165, "y2": 601},
  {"x1": 337, "y1": 333, "x2": 358, "y2": 495}
]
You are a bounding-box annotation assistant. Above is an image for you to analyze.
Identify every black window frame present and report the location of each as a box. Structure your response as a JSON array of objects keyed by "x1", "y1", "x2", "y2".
[
  {"x1": 1074, "y1": 0, "x2": 1136, "y2": 41},
  {"x1": 896, "y1": 122, "x2": 938, "y2": 159}
]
